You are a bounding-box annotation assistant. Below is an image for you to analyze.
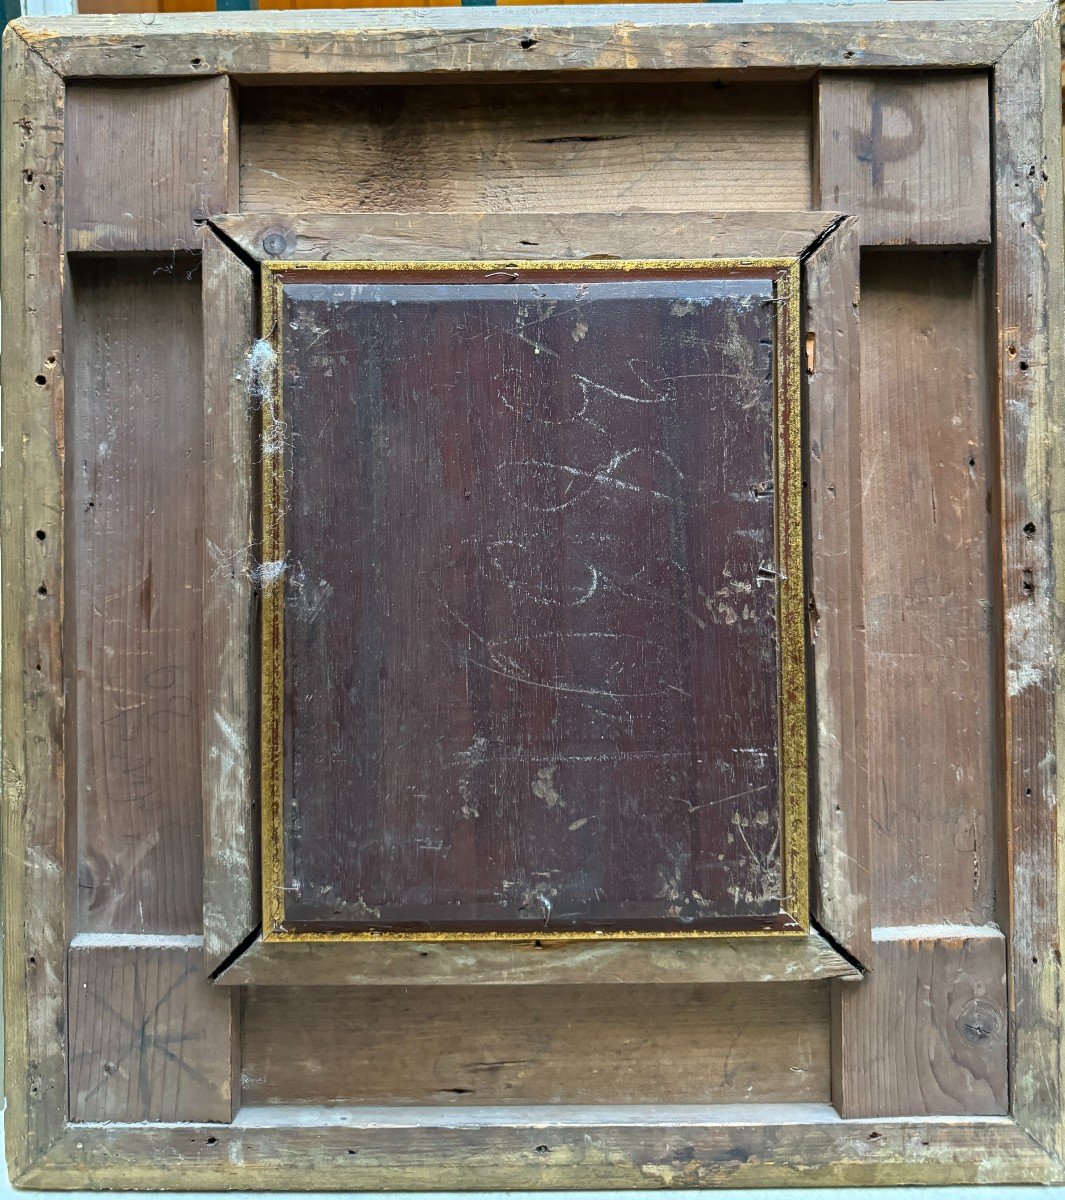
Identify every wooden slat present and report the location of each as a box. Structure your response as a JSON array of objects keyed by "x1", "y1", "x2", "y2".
[
  {"x1": 993, "y1": 8, "x2": 1065, "y2": 1161},
  {"x1": 201, "y1": 229, "x2": 259, "y2": 974},
  {"x1": 802, "y1": 216, "x2": 871, "y2": 965},
  {"x1": 833, "y1": 928, "x2": 1008, "y2": 1118},
  {"x1": 816, "y1": 72, "x2": 991, "y2": 247},
  {"x1": 861, "y1": 250, "x2": 996, "y2": 927},
  {"x1": 68, "y1": 937, "x2": 236, "y2": 1122},
  {"x1": 0, "y1": 24, "x2": 69, "y2": 1180},
  {"x1": 22, "y1": 1108, "x2": 1056, "y2": 1189},
  {"x1": 219, "y1": 929, "x2": 859, "y2": 986},
  {"x1": 213, "y1": 210, "x2": 844, "y2": 264},
  {"x1": 71, "y1": 259, "x2": 205, "y2": 935},
  {"x1": 239, "y1": 82, "x2": 812, "y2": 216},
  {"x1": 16, "y1": 6, "x2": 1038, "y2": 80},
  {"x1": 243, "y1": 982, "x2": 831, "y2": 1107},
  {"x1": 66, "y1": 77, "x2": 236, "y2": 253}
]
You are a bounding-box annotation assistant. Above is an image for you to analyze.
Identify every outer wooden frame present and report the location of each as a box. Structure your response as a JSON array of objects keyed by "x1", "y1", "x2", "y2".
[
  {"x1": 3, "y1": 2, "x2": 1062, "y2": 1188},
  {"x1": 202, "y1": 211, "x2": 856, "y2": 985}
]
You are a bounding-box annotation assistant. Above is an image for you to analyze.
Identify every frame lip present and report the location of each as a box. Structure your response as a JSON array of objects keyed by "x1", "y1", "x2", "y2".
[
  {"x1": 257, "y1": 254, "x2": 807, "y2": 945},
  {"x1": 3, "y1": 1, "x2": 1062, "y2": 1188}
]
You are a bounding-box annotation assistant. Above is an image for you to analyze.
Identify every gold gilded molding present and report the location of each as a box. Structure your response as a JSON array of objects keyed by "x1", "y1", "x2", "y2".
[{"x1": 259, "y1": 258, "x2": 808, "y2": 943}]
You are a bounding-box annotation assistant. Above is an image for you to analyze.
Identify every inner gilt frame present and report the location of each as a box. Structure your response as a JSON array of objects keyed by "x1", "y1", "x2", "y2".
[{"x1": 257, "y1": 255, "x2": 808, "y2": 943}]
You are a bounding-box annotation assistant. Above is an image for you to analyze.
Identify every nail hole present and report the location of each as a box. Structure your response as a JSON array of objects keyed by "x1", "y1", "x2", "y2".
[
  {"x1": 1020, "y1": 361, "x2": 1029, "y2": 372},
  {"x1": 520, "y1": 36, "x2": 537, "y2": 49},
  {"x1": 34, "y1": 374, "x2": 46, "y2": 386},
  {"x1": 37, "y1": 584, "x2": 47, "y2": 596},
  {"x1": 1024, "y1": 521, "x2": 1036, "y2": 538},
  {"x1": 36, "y1": 529, "x2": 46, "y2": 541}
]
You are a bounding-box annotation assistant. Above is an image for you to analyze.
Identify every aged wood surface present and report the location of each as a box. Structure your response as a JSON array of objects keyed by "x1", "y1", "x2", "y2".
[
  {"x1": 242, "y1": 982, "x2": 830, "y2": 1106},
  {"x1": 71, "y1": 259, "x2": 205, "y2": 934},
  {"x1": 214, "y1": 210, "x2": 843, "y2": 265},
  {"x1": 276, "y1": 268, "x2": 793, "y2": 933},
  {"x1": 816, "y1": 73, "x2": 991, "y2": 247},
  {"x1": 15, "y1": 5, "x2": 1040, "y2": 80},
  {"x1": 202, "y1": 229, "x2": 259, "y2": 974},
  {"x1": 3, "y1": 2, "x2": 1064, "y2": 1189},
  {"x1": 0, "y1": 23, "x2": 69, "y2": 1181},
  {"x1": 20, "y1": 1109, "x2": 1057, "y2": 1189},
  {"x1": 832, "y1": 928, "x2": 1008, "y2": 1118},
  {"x1": 861, "y1": 251, "x2": 996, "y2": 928},
  {"x1": 65, "y1": 77, "x2": 236, "y2": 253},
  {"x1": 993, "y1": 8, "x2": 1065, "y2": 1161},
  {"x1": 240, "y1": 82, "x2": 811, "y2": 216},
  {"x1": 68, "y1": 937, "x2": 236, "y2": 1123},
  {"x1": 802, "y1": 217, "x2": 870, "y2": 965},
  {"x1": 217, "y1": 928, "x2": 858, "y2": 986}
]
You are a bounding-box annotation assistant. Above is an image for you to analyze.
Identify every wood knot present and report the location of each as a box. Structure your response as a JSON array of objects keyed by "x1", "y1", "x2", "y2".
[{"x1": 955, "y1": 998, "x2": 1001, "y2": 1047}]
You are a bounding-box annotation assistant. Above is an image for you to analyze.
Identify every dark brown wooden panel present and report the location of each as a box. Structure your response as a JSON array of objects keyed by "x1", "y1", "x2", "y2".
[
  {"x1": 275, "y1": 270, "x2": 794, "y2": 933},
  {"x1": 66, "y1": 78, "x2": 236, "y2": 254},
  {"x1": 242, "y1": 982, "x2": 831, "y2": 1106},
  {"x1": 70, "y1": 260, "x2": 204, "y2": 934},
  {"x1": 68, "y1": 939, "x2": 235, "y2": 1123}
]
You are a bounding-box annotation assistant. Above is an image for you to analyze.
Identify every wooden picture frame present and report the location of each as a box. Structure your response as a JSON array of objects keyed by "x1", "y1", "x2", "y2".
[{"x1": 2, "y1": 1, "x2": 1062, "y2": 1187}]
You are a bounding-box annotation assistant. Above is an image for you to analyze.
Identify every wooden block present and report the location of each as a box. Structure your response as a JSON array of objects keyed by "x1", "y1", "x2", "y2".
[
  {"x1": 242, "y1": 982, "x2": 832, "y2": 1106},
  {"x1": 833, "y1": 929, "x2": 1007, "y2": 1118},
  {"x1": 201, "y1": 229, "x2": 259, "y2": 974},
  {"x1": 68, "y1": 938, "x2": 236, "y2": 1123},
  {"x1": 66, "y1": 78, "x2": 236, "y2": 253},
  {"x1": 817, "y1": 73, "x2": 991, "y2": 246},
  {"x1": 239, "y1": 82, "x2": 812, "y2": 215},
  {"x1": 71, "y1": 260, "x2": 204, "y2": 934},
  {"x1": 803, "y1": 216, "x2": 871, "y2": 966},
  {"x1": 861, "y1": 251, "x2": 995, "y2": 927}
]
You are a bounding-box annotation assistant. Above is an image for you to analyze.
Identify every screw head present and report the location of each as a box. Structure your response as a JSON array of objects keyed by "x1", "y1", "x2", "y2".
[{"x1": 262, "y1": 232, "x2": 287, "y2": 258}]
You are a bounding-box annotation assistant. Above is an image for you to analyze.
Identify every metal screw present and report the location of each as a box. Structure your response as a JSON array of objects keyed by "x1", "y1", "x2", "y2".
[{"x1": 263, "y1": 232, "x2": 287, "y2": 257}]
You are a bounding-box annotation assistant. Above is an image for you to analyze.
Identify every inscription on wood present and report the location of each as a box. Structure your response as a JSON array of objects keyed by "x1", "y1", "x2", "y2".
[{"x1": 265, "y1": 265, "x2": 804, "y2": 936}]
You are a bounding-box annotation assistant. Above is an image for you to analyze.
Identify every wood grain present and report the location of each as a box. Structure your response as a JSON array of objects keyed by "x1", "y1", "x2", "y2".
[
  {"x1": 0, "y1": 23, "x2": 70, "y2": 1181},
  {"x1": 277, "y1": 269, "x2": 790, "y2": 933},
  {"x1": 802, "y1": 217, "x2": 871, "y2": 965},
  {"x1": 68, "y1": 937, "x2": 235, "y2": 1122},
  {"x1": 70, "y1": 259, "x2": 204, "y2": 934},
  {"x1": 860, "y1": 251, "x2": 996, "y2": 927},
  {"x1": 66, "y1": 77, "x2": 236, "y2": 253},
  {"x1": 214, "y1": 210, "x2": 844, "y2": 266},
  {"x1": 832, "y1": 929, "x2": 1008, "y2": 1118},
  {"x1": 22, "y1": 1109, "x2": 1057, "y2": 1190},
  {"x1": 17, "y1": 6, "x2": 1038, "y2": 81},
  {"x1": 219, "y1": 928, "x2": 859, "y2": 987},
  {"x1": 993, "y1": 9, "x2": 1065, "y2": 1161},
  {"x1": 242, "y1": 982, "x2": 830, "y2": 1106},
  {"x1": 240, "y1": 82, "x2": 811, "y2": 216},
  {"x1": 202, "y1": 229, "x2": 259, "y2": 974},
  {"x1": 817, "y1": 73, "x2": 991, "y2": 247}
]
